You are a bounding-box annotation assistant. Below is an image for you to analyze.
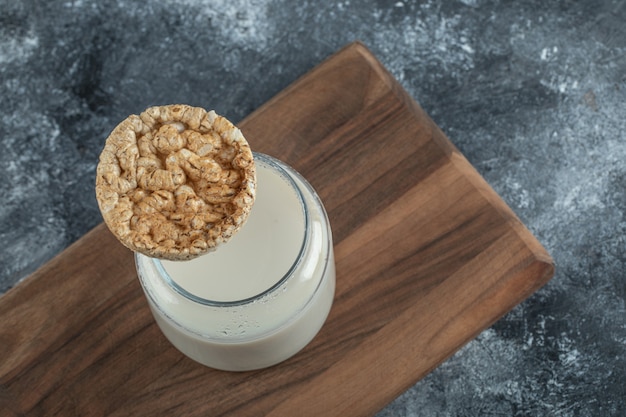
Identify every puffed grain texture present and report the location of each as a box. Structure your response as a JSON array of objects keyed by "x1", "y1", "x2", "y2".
[{"x1": 95, "y1": 104, "x2": 256, "y2": 260}]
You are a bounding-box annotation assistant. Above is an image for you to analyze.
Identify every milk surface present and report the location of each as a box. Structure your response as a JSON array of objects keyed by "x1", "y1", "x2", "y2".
[{"x1": 161, "y1": 160, "x2": 306, "y2": 302}]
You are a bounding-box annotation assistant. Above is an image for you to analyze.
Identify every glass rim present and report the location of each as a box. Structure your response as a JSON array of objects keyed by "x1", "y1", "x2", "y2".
[{"x1": 148, "y1": 152, "x2": 310, "y2": 307}]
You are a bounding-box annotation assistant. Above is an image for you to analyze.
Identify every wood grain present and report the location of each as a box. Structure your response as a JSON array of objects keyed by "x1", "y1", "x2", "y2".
[{"x1": 0, "y1": 42, "x2": 554, "y2": 417}]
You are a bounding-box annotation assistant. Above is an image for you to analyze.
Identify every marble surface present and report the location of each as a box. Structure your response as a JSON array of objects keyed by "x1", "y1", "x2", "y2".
[{"x1": 1, "y1": 0, "x2": 624, "y2": 415}]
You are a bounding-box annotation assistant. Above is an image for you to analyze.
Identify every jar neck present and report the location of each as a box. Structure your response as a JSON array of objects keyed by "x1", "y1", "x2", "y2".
[{"x1": 149, "y1": 152, "x2": 310, "y2": 307}]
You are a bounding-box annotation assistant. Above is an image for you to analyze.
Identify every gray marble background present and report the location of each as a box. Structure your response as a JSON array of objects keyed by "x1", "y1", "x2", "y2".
[{"x1": 1, "y1": 0, "x2": 624, "y2": 415}]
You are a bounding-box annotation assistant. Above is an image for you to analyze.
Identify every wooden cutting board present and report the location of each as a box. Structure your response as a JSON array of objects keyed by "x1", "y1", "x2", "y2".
[{"x1": 0, "y1": 42, "x2": 554, "y2": 417}]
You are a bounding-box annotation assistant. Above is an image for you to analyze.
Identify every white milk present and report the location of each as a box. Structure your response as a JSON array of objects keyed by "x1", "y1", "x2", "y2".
[
  {"x1": 160, "y1": 161, "x2": 306, "y2": 302},
  {"x1": 135, "y1": 153, "x2": 335, "y2": 371}
]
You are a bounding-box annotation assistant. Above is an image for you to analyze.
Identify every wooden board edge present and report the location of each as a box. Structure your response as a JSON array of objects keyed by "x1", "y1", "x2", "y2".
[{"x1": 238, "y1": 41, "x2": 369, "y2": 129}]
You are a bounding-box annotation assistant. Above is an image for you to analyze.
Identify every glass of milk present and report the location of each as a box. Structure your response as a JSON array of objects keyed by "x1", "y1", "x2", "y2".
[{"x1": 135, "y1": 153, "x2": 335, "y2": 371}]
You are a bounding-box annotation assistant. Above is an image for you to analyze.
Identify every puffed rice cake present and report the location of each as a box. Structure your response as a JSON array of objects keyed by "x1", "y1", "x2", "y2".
[{"x1": 95, "y1": 104, "x2": 256, "y2": 261}]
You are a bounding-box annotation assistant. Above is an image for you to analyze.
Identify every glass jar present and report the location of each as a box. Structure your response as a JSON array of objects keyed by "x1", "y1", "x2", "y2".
[{"x1": 135, "y1": 153, "x2": 335, "y2": 371}]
